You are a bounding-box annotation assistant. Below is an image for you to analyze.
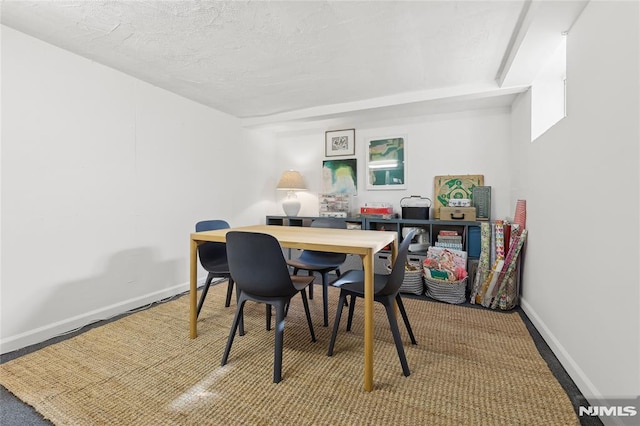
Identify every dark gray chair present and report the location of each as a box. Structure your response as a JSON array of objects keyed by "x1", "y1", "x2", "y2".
[
  {"x1": 195, "y1": 220, "x2": 234, "y2": 317},
  {"x1": 327, "y1": 230, "x2": 417, "y2": 377},
  {"x1": 222, "y1": 231, "x2": 316, "y2": 383},
  {"x1": 287, "y1": 218, "x2": 347, "y2": 326}
]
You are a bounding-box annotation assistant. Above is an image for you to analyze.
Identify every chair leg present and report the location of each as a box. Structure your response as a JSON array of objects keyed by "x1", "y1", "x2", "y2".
[
  {"x1": 221, "y1": 294, "x2": 247, "y2": 366},
  {"x1": 299, "y1": 289, "x2": 316, "y2": 342},
  {"x1": 395, "y1": 294, "x2": 417, "y2": 345},
  {"x1": 327, "y1": 291, "x2": 347, "y2": 356},
  {"x1": 335, "y1": 269, "x2": 349, "y2": 308},
  {"x1": 266, "y1": 304, "x2": 272, "y2": 331},
  {"x1": 336, "y1": 268, "x2": 353, "y2": 306},
  {"x1": 237, "y1": 288, "x2": 245, "y2": 336},
  {"x1": 196, "y1": 274, "x2": 214, "y2": 318},
  {"x1": 383, "y1": 298, "x2": 411, "y2": 377},
  {"x1": 224, "y1": 278, "x2": 234, "y2": 308},
  {"x1": 321, "y1": 272, "x2": 330, "y2": 327},
  {"x1": 273, "y1": 300, "x2": 286, "y2": 383},
  {"x1": 308, "y1": 270, "x2": 314, "y2": 299},
  {"x1": 346, "y1": 295, "x2": 356, "y2": 332}
]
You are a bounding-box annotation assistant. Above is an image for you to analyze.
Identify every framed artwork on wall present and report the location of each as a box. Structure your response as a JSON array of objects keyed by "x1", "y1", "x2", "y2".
[
  {"x1": 365, "y1": 135, "x2": 406, "y2": 190},
  {"x1": 325, "y1": 129, "x2": 356, "y2": 157},
  {"x1": 322, "y1": 159, "x2": 357, "y2": 195}
]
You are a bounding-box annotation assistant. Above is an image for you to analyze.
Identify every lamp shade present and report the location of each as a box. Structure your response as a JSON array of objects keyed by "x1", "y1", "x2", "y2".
[{"x1": 276, "y1": 170, "x2": 307, "y2": 190}]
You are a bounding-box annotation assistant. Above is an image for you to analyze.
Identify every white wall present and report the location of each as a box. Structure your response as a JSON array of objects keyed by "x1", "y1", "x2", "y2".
[
  {"x1": 268, "y1": 108, "x2": 513, "y2": 221},
  {"x1": 0, "y1": 26, "x2": 253, "y2": 352},
  {"x1": 511, "y1": 0, "x2": 639, "y2": 409}
]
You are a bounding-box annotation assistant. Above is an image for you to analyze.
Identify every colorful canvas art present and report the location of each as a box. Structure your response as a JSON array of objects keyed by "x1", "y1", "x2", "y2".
[{"x1": 322, "y1": 159, "x2": 357, "y2": 195}]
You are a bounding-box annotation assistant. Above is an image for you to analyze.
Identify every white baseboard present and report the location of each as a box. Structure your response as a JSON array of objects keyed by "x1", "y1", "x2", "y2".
[
  {"x1": 520, "y1": 297, "x2": 602, "y2": 401},
  {"x1": 0, "y1": 279, "x2": 204, "y2": 355}
]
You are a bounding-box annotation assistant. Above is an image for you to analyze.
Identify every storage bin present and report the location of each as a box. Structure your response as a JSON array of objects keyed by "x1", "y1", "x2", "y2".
[
  {"x1": 440, "y1": 207, "x2": 476, "y2": 221},
  {"x1": 424, "y1": 276, "x2": 467, "y2": 304},
  {"x1": 374, "y1": 253, "x2": 392, "y2": 275},
  {"x1": 399, "y1": 263, "x2": 424, "y2": 295},
  {"x1": 468, "y1": 226, "x2": 481, "y2": 257},
  {"x1": 401, "y1": 196, "x2": 431, "y2": 219}
]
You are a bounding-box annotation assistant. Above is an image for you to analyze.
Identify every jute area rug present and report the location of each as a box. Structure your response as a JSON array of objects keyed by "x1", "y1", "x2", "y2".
[{"x1": 0, "y1": 283, "x2": 578, "y2": 425}]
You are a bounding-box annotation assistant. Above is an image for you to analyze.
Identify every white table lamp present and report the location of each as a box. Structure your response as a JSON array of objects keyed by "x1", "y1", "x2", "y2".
[{"x1": 276, "y1": 170, "x2": 307, "y2": 216}]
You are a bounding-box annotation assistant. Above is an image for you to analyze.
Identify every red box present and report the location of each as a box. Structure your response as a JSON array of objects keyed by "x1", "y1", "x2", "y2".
[{"x1": 360, "y1": 206, "x2": 393, "y2": 215}]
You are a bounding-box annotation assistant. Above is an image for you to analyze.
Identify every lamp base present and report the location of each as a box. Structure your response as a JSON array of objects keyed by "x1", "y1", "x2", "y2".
[{"x1": 282, "y1": 193, "x2": 301, "y2": 216}]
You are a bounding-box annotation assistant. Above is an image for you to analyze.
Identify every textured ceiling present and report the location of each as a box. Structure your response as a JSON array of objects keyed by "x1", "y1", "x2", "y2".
[{"x1": 2, "y1": 1, "x2": 573, "y2": 120}]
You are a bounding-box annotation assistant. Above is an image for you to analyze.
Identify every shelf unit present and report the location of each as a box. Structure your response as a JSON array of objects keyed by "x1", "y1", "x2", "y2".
[
  {"x1": 266, "y1": 215, "x2": 481, "y2": 268},
  {"x1": 266, "y1": 215, "x2": 486, "y2": 302},
  {"x1": 266, "y1": 215, "x2": 365, "y2": 228},
  {"x1": 362, "y1": 218, "x2": 480, "y2": 256}
]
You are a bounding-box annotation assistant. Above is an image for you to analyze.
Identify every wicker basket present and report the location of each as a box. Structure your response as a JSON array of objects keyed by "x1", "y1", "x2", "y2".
[
  {"x1": 400, "y1": 265, "x2": 424, "y2": 295},
  {"x1": 424, "y1": 276, "x2": 467, "y2": 304}
]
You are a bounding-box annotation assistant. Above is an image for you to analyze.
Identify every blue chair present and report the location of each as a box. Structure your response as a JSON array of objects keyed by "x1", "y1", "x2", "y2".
[
  {"x1": 222, "y1": 231, "x2": 316, "y2": 383},
  {"x1": 195, "y1": 220, "x2": 234, "y2": 318},
  {"x1": 287, "y1": 218, "x2": 347, "y2": 326},
  {"x1": 327, "y1": 230, "x2": 417, "y2": 377}
]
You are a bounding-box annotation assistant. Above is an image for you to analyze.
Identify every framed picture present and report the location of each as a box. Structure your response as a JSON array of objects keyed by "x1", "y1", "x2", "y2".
[
  {"x1": 325, "y1": 129, "x2": 355, "y2": 157},
  {"x1": 322, "y1": 159, "x2": 357, "y2": 195},
  {"x1": 365, "y1": 135, "x2": 406, "y2": 190}
]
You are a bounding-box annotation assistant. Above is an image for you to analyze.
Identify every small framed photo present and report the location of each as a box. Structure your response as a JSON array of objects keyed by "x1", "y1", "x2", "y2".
[
  {"x1": 366, "y1": 135, "x2": 407, "y2": 190},
  {"x1": 325, "y1": 129, "x2": 355, "y2": 157}
]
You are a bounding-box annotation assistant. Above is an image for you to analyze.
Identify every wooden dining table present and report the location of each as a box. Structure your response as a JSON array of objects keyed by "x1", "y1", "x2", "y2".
[{"x1": 189, "y1": 224, "x2": 398, "y2": 391}]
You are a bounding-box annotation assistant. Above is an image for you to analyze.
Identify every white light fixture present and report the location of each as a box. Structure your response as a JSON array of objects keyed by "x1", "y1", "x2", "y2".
[{"x1": 276, "y1": 170, "x2": 307, "y2": 216}]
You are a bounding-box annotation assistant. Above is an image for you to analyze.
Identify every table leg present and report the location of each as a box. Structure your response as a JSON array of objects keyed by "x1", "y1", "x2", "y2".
[
  {"x1": 190, "y1": 238, "x2": 198, "y2": 338},
  {"x1": 391, "y1": 238, "x2": 399, "y2": 315},
  {"x1": 362, "y1": 250, "x2": 374, "y2": 392},
  {"x1": 391, "y1": 237, "x2": 398, "y2": 265}
]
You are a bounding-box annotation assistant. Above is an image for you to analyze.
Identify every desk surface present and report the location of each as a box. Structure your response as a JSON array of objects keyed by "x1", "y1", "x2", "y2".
[{"x1": 191, "y1": 224, "x2": 396, "y2": 255}]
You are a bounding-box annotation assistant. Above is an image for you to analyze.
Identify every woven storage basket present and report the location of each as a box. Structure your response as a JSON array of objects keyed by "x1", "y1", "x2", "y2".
[
  {"x1": 424, "y1": 276, "x2": 467, "y2": 304},
  {"x1": 399, "y1": 264, "x2": 424, "y2": 295}
]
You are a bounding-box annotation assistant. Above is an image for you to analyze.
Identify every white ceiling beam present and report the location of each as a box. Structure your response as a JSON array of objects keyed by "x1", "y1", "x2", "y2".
[
  {"x1": 497, "y1": 0, "x2": 589, "y2": 88},
  {"x1": 240, "y1": 84, "x2": 529, "y2": 129}
]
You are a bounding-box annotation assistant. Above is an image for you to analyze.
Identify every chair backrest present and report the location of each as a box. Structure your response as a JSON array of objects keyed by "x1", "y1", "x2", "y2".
[
  {"x1": 195, "y1": 220, "x2": 230, "y2": 270},
  {"x1": 226, "y1": 231, "x2": 298, "y2": 298},
  {"x1": 311, "y1": 218, "x2": 347, "y2": 230},
  {"x1": 378, "y1": 229, "x2": 416, "y2": 296},
  {"x1": 196, "y1": 220, "x2": 230, "y2": 233},
  {"x1": 300, "y1": 218, "x2": 348, "y2": 263}
]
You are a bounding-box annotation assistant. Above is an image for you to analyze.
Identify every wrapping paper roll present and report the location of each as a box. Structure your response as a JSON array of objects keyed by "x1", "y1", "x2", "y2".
[
  {"x1": 514, "y1": 199, "x2": 527, "y2": 229},
  {"x1": 490, "y1": 222, "x2": 496, "y2": 265},
  {"x1": 486, "y1": 227, "x2": 522, "y2": 306},
  {"x1": 470, "y1": 222, "x2": 491, "y2": 304},
  {"x1": 494, "y1": 220, "x2": 505, "y2": 260},
  {"x1": 504, "y1": 223, "x2": 511, "y2": 256},
  {"x1": 493, "y1": 229, "x2": 528, "y2": 310}
]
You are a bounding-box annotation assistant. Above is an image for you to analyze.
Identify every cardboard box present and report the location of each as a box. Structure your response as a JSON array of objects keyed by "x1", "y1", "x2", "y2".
[{"x1": 439, "y1": 207, "x2": 476, "y2": 222}]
